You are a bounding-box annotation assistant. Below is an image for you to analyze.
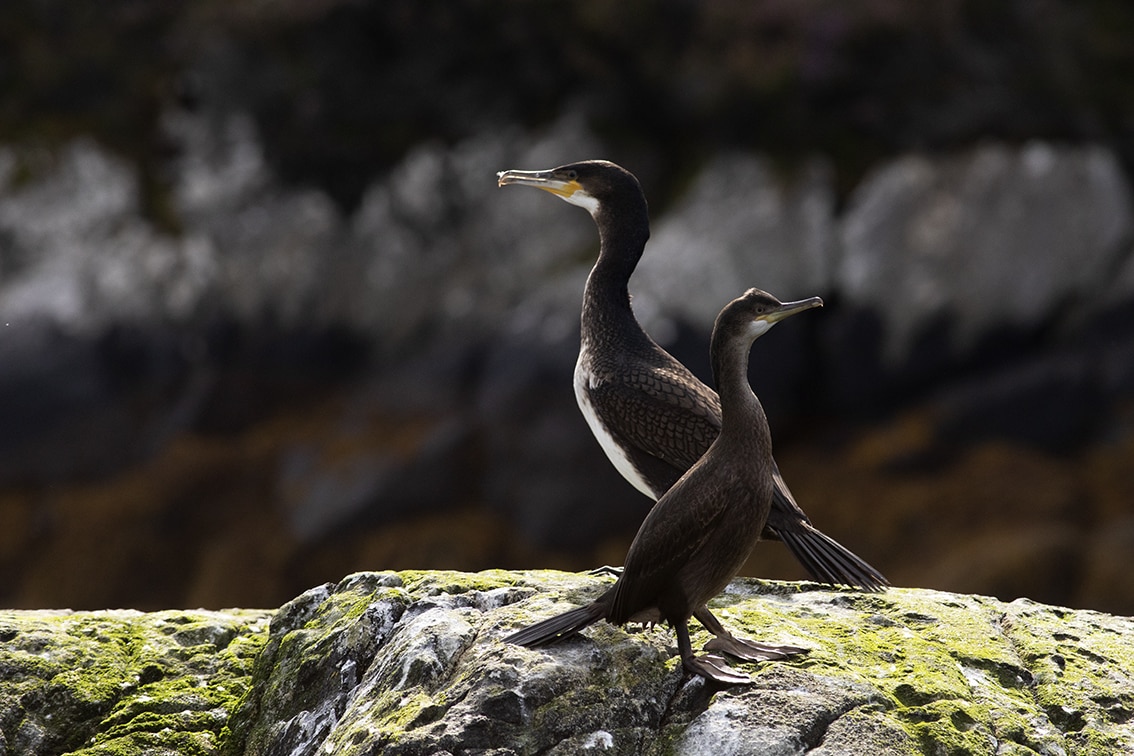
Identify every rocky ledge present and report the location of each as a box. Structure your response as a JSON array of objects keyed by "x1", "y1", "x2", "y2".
[{"x1": 2, "y1": 571, "x2": 1132, "y2": 755}]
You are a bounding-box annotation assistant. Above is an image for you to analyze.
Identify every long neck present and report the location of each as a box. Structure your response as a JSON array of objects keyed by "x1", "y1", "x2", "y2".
[
  {"x1": 710, "y1": 334, "x2": 771, "y2": 451},
  {"x1": 580, "y1": 201, "x2": 650, "y2": 344}
]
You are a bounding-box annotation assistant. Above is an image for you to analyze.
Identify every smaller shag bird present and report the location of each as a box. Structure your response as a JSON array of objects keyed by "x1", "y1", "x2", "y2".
[
  {"x1": 497, "y1": 160, "x2": 887, "y2": 591},
  {"x1": 505, "y1": 289, "x2": 818, "y2": 684}
]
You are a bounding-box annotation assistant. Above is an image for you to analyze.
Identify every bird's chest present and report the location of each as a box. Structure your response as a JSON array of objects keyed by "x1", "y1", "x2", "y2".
[{"x1": 679, "y1": 486, "x2": 770, "y2": 605}]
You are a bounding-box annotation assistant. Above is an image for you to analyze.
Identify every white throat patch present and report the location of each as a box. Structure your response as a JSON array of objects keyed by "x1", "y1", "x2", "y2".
[
  {"x1": 747, "y1": 320, "x2": 773, "y2": 339},
  {"x1": 561, "y1": 190, "x2": 601, "y2": 217}
]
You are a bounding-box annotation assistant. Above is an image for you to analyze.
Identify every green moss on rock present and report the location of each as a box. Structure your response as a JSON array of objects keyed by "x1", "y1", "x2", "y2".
[
  {"x1": 0, "y1": 608, "x2": 270, "y2": 756},
  {"x1": 218, "y1": 570, "x2": 1133, "y2": 754},
  {"x1": 5, "y1": 572, "x2": 1133, "y2": 755}
]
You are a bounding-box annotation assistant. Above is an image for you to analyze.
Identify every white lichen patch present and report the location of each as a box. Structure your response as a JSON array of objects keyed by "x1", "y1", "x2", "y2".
[{"x1": 582, "y1": 729, "x2": 614, "y2": 749}]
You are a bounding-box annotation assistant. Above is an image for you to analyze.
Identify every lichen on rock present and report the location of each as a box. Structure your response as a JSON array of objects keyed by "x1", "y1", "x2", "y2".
[
  {"x1": 3, "y1": 571, "x2": 1132, "y2": 755},
  {"x1": 221, "y1": 570, "x2": 1134, "y2": 755},
  {"x1": 0, "y1": 607, "x2": 270, "y2": 756}
]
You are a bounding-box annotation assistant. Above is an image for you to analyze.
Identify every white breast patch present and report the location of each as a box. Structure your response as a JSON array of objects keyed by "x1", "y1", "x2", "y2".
[{"x1": 574, "y1": 350, "x2": 658, "y2": 501}]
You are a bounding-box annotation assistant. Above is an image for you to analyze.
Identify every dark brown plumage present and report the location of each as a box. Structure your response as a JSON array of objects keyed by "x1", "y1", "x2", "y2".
[
  {"x1": 504, "y1": 289, "x2": 820, "y2": 684},
  {"x1": 497, "y1": 160, "x2": 887, "y2": 590}
]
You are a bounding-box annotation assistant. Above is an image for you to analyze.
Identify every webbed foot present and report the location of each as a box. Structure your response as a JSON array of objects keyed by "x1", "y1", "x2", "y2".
[
  {"x1": 703, "y1": 634, "x2": 808, "y2": 662},
  {"x1": 683, "y1": 653, "x2": 752, "y2": 685},
  {"x1": 694, "y1": 606, "x2": 807, "y2": 662}
]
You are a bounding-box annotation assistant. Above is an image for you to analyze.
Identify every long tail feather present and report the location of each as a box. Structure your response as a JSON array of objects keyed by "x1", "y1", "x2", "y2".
[
  {"x1": 777, "y1": 525, "x2": 889, "y2": 592},
  {"x1": 504, "y1": 602, "x2": 607, "y2": 647}
]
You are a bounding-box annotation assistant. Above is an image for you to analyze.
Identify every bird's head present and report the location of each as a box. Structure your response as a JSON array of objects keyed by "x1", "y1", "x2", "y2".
[
  {"x1": 717, "y1": 288, "x2": 824, "y2": 342},
  {"x1": 497, "y1": 160, "x2": 644, "y2": 221}
]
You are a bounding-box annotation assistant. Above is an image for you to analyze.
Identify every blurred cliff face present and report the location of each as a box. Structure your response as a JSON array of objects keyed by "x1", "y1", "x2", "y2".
[{"x1": 2, "y1": 0, "x2": 1134, "y2": 614}]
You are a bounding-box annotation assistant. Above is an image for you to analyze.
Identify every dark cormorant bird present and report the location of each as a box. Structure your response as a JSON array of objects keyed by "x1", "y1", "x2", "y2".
[
  {"x1": 497, "y1": 160, "x2": 886, "y2": 590},
  {"x1": 505, "y1": 289, "x2": 818, "y2": 684}
]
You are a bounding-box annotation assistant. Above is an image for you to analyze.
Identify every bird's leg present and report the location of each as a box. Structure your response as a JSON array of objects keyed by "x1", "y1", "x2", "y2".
[
  {"x1": 695, "y1": 607, "x2": 808, "y2": 662},
  {"x1": 587, "y1": 565, "x2": 624, "y2": 578},
  {"x1": 674, "y1": 619, "x2": 750, "y2": 685}
]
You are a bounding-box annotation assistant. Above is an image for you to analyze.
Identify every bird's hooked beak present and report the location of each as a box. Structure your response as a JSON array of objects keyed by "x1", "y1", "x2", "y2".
[
  {"x1": 765, "y1": 296, "x2": 824, "y2": 324},
  {"x1": 496, "y1": 169, "x2": 582, "y2": 200}
]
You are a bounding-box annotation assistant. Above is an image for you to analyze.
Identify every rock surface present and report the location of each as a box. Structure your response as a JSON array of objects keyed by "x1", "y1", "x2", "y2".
[
  {"x1": 838, "y1": 143, "x2": 1134, "y2": 361},
  {"x1": 225, "y1": 570, "x2": 1134, "y2": 755},
  {"x1": 3, "y1": 570, "x2": 1134, "y2": 754},
  {"x1": 0, "y1": 606, "x2": 270, "y2": 756}
]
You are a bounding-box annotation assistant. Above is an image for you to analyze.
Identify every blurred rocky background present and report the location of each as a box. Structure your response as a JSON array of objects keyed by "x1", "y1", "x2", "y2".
[{"x1": 2, "y1": 0, "x2": 1133, "y2": 615}]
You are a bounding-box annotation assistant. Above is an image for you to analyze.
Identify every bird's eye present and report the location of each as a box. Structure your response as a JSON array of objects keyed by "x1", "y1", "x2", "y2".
[{"x1": 566, "y1": 170, "x2": 578, "y2": 180}]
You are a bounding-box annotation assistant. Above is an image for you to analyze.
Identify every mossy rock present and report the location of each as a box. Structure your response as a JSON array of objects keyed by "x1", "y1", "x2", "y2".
[
  {"x1": 0, "y1": 607, "x2": 271, "y2": 756},
  {"x1": 223, "y1": 570, "x2": 1134, "y2": 755},
  {"x1": 3, "y1": 571, "x2": 1132, "y2": 754}
]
